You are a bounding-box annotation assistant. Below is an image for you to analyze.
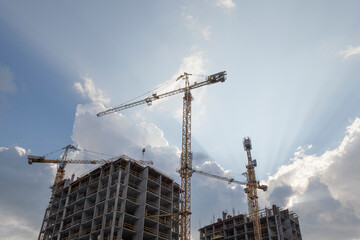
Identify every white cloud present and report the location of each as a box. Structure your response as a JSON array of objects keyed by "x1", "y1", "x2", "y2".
[
  {"x1": 184, "y1": 14, "x2": 196, "y2": 30},
  {"x1": 339, "y1": 45, "x2": 360, "y2": 59},
  {"x1": 142, "y1": 51, "x2": 206, "y2": 97},
  {"x1": 71, "y1": 102, "x2": 169, "y2": 153},
  {"x1": 195, "y1": 160, "x2": 232, "y2": 177},
  {"x1": 0, "y1": 64, "x2": 16, "y2": 93},
  {"x1": 172, "y1": 52, "x2": 217, "y2": 124},
  {"x1": 172, "y1": 51, "x2": 206, "y2": 79},
  {"x1": 260, "y1": 118, "x2": 360, "y2": 239},
  {"x1": 263, "y1": 144, "x2": 333, "y2": 204},
  {"x1": 183, "y1": 13, "x2": 213, "y2": 41},
  {"x1": 70, "y1": 81, "x2": 181, "y2": 178},
  {"x1": 216, "y1": 0, "x2": 236, "y2": 9},
  {"x1": 201, "y1": 26, "x2": 212, "y2": 41},
  {"x1": 193, "y1": 160, "x2": 245, "y2": 193},
  {"x1": 321, "y1": 119, "x2": 360, "y2": 216},
  {"x1": 74, "y1": 77, "x2": 110, "y2": 104}
]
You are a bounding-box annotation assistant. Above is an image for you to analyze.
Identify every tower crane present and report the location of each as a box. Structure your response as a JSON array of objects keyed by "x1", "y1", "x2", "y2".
[
  {"x1": 97, "y1": 71, "x2": 227, "y2": 240},
  {"x1": 242, "y1": 137, "x2": 266, "y2": 240},
  {"x1": 28, "y1": 145, "x2": 153, "y2": 202},
  {"x1": 191, "y1": 137, "x2": 267, "y2": 240}
]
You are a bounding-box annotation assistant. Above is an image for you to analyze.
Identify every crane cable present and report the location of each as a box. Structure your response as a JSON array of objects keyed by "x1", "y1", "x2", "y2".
[
  {"x1": 137, "y1": 75, "x2": 190, "y2": 159},
  {"x1": 114, "y1": 76, "x2": 181, "y2": 108},
  {"x1": 142, "y1": 103, "x2": 150, "y2": 160},
  {"x1": 43, "y1": 148, "x2": 64, "y2": 157},
  {"x1": 44, "y1": 147, "x2": 116, "y2": 161},
  {"x1": 111, "y1": 75, "x2": 184, "y2": 159},
  {"x1": 80, "y1": 148, "x2": 118, "y2": 161},
  {"x1": 81, "y1": 148, "x2": 115, "y2": 157}
]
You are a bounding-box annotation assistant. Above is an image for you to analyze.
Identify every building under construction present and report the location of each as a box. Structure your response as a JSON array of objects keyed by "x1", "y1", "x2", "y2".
[
  {"x1": 39, "y1": 157, "x2": 180, "y2": 240},
  {"x1": 199, "y1": 205, "x2": 302, "y2": 240}
]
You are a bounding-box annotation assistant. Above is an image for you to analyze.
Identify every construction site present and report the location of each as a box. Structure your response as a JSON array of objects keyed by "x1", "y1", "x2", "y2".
[
  {"x1": 29, "y1": 71, "x2": 303, "y2": 240},
  {"x1": 35, "y1": 155, "x2": 180, "y2": 240}
]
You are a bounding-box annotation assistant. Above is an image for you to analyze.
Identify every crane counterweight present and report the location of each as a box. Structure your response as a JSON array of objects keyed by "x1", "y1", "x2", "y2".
[{"x1": 27, "y1": 155, "x2": 45, "y2": 164}]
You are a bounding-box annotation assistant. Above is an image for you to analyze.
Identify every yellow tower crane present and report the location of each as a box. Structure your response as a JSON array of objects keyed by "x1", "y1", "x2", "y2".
[
  {"x1": 242, "y1": 137, "x2": 266, "y2": 240},
  {"x1": 97, "y1": 71, "x2": 227, "y2": 240},
  {"x1": 28, "y1": 145, "x2": 153, "y2": 202},
  {"x1": 191, "y1": 137, "x2": 267, "y2": 240}
]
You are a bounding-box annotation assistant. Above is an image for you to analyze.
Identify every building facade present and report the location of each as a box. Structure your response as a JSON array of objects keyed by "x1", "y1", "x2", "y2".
[
  {"x1": 39, "y1": 157, "x2": 180, "y2": 240},
  {"x1": 199, "y1": 205, "x2": 302, "y2": 240}
]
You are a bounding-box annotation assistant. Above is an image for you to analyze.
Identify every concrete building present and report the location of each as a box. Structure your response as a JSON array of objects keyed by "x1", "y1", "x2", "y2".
[
  {"x1": 39, "y1": 157, "x2": 180, "y2": 240},
  {"x1": 199, "y1": 205, "x2": 302, "y2": 240}
]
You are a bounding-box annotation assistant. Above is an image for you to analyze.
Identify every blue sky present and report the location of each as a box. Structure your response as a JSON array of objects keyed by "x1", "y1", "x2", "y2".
[{"x1": 1, "y1": 1, "x2": 360, "y2": 239}]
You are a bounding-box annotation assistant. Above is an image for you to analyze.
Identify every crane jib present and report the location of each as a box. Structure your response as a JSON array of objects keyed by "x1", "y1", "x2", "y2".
[{"x1": 97, "y1": 71, "x2": 227, "y2": 117}]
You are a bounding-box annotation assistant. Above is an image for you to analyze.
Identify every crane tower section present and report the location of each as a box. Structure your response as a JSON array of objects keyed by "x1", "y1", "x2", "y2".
[
  {"x1": 179, "y1": 74, "x2": 193, "y2": 240},
  {"x1": 243, "y1": 137, "x2": 264, "y2": 240}
]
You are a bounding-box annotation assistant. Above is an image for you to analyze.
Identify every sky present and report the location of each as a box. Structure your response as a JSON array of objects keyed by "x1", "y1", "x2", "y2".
[{"x1": 0, "y1": 0, "x2": 360, "y2": 239}]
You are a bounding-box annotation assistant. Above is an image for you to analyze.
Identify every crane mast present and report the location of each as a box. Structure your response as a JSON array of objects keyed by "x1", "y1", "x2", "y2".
[
  {"x1": 243, "y1": 137, "x2": 263, "y2": 240},
  {"x1": 54, "y1": 144, "x2": 76, "y2": 190},
  {"x1": 28, "y1": 144, "x2": 77, "y2": 199},
  {"x1": 97, "y1": 71, "x2": 226, "y2": 240},
  {"x1": 179, "y1": 73, "x2": 192, "y2": 239}
]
